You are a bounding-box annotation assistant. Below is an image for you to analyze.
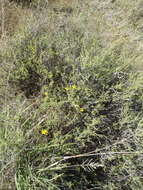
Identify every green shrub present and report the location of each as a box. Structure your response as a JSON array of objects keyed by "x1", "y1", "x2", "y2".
[
  {"x1": 5, "y1": 23, "x2": 142, "y2": 189},
  {"x1": 1, "y1": 1, "x2": 143, "y2": 189}
]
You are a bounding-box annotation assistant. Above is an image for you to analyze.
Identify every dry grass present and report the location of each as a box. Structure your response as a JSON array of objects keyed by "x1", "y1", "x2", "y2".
[{"x1": 0, "y1": 0, "x2": 33, "y2": 38}]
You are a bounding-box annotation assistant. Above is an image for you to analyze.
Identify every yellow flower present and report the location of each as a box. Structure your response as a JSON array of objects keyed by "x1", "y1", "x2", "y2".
[
  {"x1": 41, "y1": 129, "x2": 48, "y2": 135},
  {"x1": 79, "y1": 108, "x2": 85, "y2": 112},
  {"x1": 71, "y1": 84, "x2": 77, "y2": 89},
  {"x1": 64, "y1": 87, "x2": 70, "y2": 91},
  {"x1": 43, "y1": 92, "x2": 48, "y2": 96}
]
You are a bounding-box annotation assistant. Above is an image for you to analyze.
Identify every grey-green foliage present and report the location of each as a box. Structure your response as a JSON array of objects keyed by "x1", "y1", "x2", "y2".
[{"x1": 8, "y1": 25, "x2": 143, "y2": 190}]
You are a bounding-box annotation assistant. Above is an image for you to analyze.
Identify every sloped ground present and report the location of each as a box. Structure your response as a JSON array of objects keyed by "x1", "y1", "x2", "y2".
[{"x1": 0, "y1": 0, "x2": 143, "y2": 189}]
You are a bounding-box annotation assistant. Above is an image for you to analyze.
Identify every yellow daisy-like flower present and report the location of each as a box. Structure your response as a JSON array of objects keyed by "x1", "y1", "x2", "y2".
[
  {"x1": 64, "y1": 87, "x2": 70, "y2": 91},
  {"x1": 71, "y1": 84, "x2": 77, "y2": 89},
  {"x1": 43, "y1": 92, "x2": 48, "y2": 96},
  {"x1": 79, "y1": 108, "x2": 85, "y2": 112},
  {"x1": 41, "y1": 129, "x2": 48, "y2": 135}
]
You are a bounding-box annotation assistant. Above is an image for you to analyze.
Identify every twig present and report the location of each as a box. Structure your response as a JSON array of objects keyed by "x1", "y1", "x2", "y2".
[
  {"x1": 63, "y1": 151, "x2": 143, "y2": 159},
  {"x1": 38, "y1": 151, "x2": 143, "y2": 172}
]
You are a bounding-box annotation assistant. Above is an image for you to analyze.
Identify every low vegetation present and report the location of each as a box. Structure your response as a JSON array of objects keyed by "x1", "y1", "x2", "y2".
[{"x1": 0, "y1": 0, "x2": 143, "y2": 189}]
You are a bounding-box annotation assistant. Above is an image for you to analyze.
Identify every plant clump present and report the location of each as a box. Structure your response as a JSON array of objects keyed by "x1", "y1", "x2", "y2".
[{"x1": 1, "y1": 0, "x2": 143, "y2": 190}]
